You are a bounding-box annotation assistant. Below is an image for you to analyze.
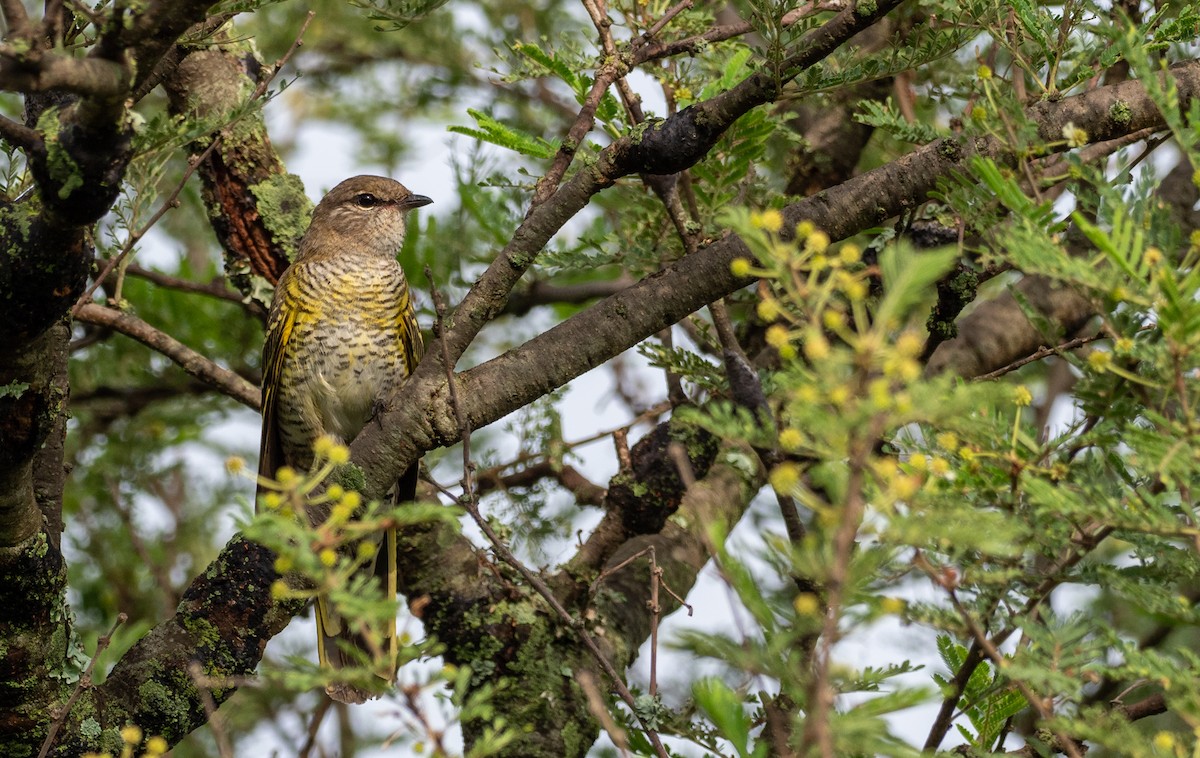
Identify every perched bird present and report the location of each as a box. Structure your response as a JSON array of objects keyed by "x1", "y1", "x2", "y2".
[{"x1": 258, "y1": 175, "x2": 431, "y2": 704}]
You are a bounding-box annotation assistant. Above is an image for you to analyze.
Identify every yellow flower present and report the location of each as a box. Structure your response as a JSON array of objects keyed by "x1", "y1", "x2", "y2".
[
  {"x1": 1087, "y1": 350, "x2": 1112, "y2": 371},
  {"x1": 766, "y1": 324, "x2": 791, "y2": 349},
  {"x1": 976, "y1": 64, "x2": 992, "y2": 80},
  {"x1": 803, "y1": 333, "x2": 830, "y2": 361},
  {"x1": 930, "y1": 457, "x2": 951, "y2": 476},
  {"x1": 892, "y1": 475, "x2": 921, "y2": 499},
  {"x1": 270, "y1": 580, "x2": 290, "y2": 599},
  {"x1": 880, "y1": 596, "x2": 905, "y2": 614},
  {"x1": 843, "y1": 279, "x2": 867, "y2": 301},
  {"x1": 1152, "y1": 731, "x2": 1175, "y2": 751},
  {"x1": 313, "y1": 435, "x2": 336, "y2": 459},
  {"x1": 1013, "y1": 385, "x2": 1033, "y2": 407},
  {"x1": 896, "y1": 331, "x2": 923, "y2": 358},
  {"x1": 752, "y1": 209, "x2": 784, "y2": 233},
  {"x1": 908, "y1": 453, "x2": 928, "y2": 472},
  {"x1": 795, "y1": 220, "x2": 816, "y2": 239},
  {"x1": 120, "y1": 725, "x2": 142, "y2": 745},
  {"x1": 260, "y1": 492, "x2": 284, "y2": 511},
  {"x1": 327, "y1": 444, "x2": 351, "y2": 465},
  {"x1": 144, "y1": 736, "x2": 169, "y2": 756},
  {"x1": 935, "y1": 431, "x2": 959, "y2": 452},
  {"x1": 794, "y1": 593, "x2": 821, "y2": 615},
  {"x1": 1144, "y1": 246, "x2": 1163, "y2": 266},
  {"x1": 757, "y1": 297, "x2": 781, "y2": 321},
  {"x1": 805, "y1": 230, "x2": 831, "y2": 254},
  {"x1": 731, "y1": 258, "x2": 753, "y2": 277},
  {"x1": 838, "y1": 244, "x2": 861, "y2": 266},
  {"x1": 1114, "y1": 336, "x2": 1134, "y2": 353},
  {"x1": 275, "y1": 466, "x2": 297, "y2": 485},
  {"x1": 225, "y1": 456, "x2": 245, "y2": 475},
  {"x1": 770, "y1": 463, "x2": 801, "y2": 494},
  {"x1": 326, "y1": 484, "x2": 345, "y2": 500},
  {"x1": 357, "y1": 541, "x2": 377, "y2": 560},
  {"x1": 319, "y1": 549, "x2": 338, "y2": 568},
  {"x1": 822, "y1": 309, "x2": 845, "y2": 330},
  {"x1": 341, "y1": 491, "x2": 362, "y2": 510},
  {"x1": 778, "y1": 428, "x2": 803, "y2": 451},
  {"x1": 1062, "y1": 122, "x2": 1089, "y2": 148},
  {"x1": 828, "y1": 385, "x2": 850, "y2": 407},
  {"x1": 274, "y1": 555, "x2": 293, "y2": 573}
]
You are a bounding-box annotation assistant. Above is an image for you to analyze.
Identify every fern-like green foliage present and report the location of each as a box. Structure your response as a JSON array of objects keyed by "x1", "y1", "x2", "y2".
[
  {"x1": 350, "y1": 0, "x2": 452, "y2": 31},
  {"x1": 449, "y1": 108, "x2": 560, "y2": 159}
]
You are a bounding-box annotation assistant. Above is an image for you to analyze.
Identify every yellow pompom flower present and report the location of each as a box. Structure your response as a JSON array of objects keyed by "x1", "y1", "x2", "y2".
[
  {"x1": 120, "y1": 725, "x2": 142, "y2": 745},
  {"x1": 731, "y1": 258, "x2": 753, "y2": 277},
  {"x1": 327, "y1": 444, "x2": 351, "y2": 465},
  {"x1": 803, "y1": 333, "x2": 830, "y2": 361},
  {"x1": 752, "y1": 209, "x2": 784, "y2": 233},
  {"x1": 1087, "y1": 350, "x2": 1112, "y2": 371},
  {"x1": 770, "y1": 463, "x2": 801, "y2": 494},
  {"x1": 319, "y1": 548, "x2": 338, "y2": 568},
  {"x1": 757, "y1": 297, "x2": 781, "y2": 321},
  {"x1": 805, "y1": 230, "x2": 831, "y2": 254},
  {"x1": 144, "y1": 736, "x2": 169, "y2": 756},
  {"x1": 794, "y1": 593, "x2": 821, "y2": 615},
  {"x1": 778, "y1": 428, "x2": 803, "y2": 451}
]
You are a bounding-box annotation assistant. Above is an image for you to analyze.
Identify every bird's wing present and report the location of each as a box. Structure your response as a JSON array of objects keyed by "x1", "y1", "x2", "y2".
[
  {"x1": 397, "y1": 277, "x2": 424, "y2": 374},
  {"x1": 257, "y1": 273, "x2": 300, "y2": 501}
]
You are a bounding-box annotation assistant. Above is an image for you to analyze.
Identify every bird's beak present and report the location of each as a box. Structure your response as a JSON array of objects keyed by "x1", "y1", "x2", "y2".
[{"x1": 401, "y1": 194, "x2": 433, "y2": 210}]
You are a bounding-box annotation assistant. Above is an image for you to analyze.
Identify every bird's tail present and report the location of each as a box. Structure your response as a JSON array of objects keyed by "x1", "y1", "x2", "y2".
[
  {"x1": 316, "y1": 525, "x2": 398, "y2": 704},
  {"x1": 316, "y1": 464, "x2": 416, "y2": 704}
]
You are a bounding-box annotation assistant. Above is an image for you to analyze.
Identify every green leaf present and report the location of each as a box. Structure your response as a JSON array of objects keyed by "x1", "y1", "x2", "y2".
[
  {"x1": 449, "y1": 109, "x2": 559, "y2": 159},
  {"x1": 693, "y1": 677, "x2": 753, "y2": 758},
  {"x1": 876, "y1": 242, "x2": 959, "y2": 327}
]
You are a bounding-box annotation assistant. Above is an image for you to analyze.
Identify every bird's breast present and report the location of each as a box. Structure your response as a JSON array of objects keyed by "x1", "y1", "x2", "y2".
[{"x1": 275, "y1": 254, "x2": 414, "y2": 465}]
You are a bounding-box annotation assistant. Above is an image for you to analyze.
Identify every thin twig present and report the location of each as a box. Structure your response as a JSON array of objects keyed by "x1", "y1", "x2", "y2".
[
  {"x1": 974, "y1": 332, "x2": 1105, "y2": 381},
  {"x1": 634, "y1": 1, "x2": 840, "y2": 64},
  {"x1": 74, "y1": 303, "x2": 260, "y2": 408},
  {"x1": 37, "y1": 613, "x2": 127, "y2": 758},
  {"x1": 189, "y1": 662, "x2": 234, "y2": 758},
  {"x1": 428, "y1": 271, "x2": 671, "y2": 758},
  {"x1": 297, "y1": 697, "x2": 333, "y2": 758},
  {"x1": 636, "y1": 0, "x2": 693, "y2": 46},
  {"x1": 578, "y1": 670, "x2": 631, "y2": 757}
]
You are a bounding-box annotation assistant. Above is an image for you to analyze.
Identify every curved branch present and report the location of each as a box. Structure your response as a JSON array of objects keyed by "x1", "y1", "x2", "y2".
[{"x1": 74, "y1": 304, "x2": 260, "y2": 409}]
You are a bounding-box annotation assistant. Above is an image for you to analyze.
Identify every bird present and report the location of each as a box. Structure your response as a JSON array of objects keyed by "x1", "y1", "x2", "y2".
[{"x1": 257, "y1": 175, "x2": 431, "y2": 704}]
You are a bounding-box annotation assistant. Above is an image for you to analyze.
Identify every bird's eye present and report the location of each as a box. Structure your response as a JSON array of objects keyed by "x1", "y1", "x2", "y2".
[{"x1": 354, "y1": 193, "x2": 380, "y2": 208}]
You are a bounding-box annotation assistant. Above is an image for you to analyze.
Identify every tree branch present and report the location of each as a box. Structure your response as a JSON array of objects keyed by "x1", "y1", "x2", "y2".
[{"x1": 74, "y1": 304, "x2": 260, "y2": 409}]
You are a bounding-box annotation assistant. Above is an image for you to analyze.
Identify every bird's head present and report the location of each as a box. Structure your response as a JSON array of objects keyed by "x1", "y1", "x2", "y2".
[{"x1": 299, "y1": 175, "x2": 432, "y2": 259}]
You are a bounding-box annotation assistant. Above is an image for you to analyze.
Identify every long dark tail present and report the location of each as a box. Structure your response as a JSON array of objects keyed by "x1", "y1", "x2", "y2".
[{"x1": 318, "y1": 463, "x2": 417, "y2": 704}]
